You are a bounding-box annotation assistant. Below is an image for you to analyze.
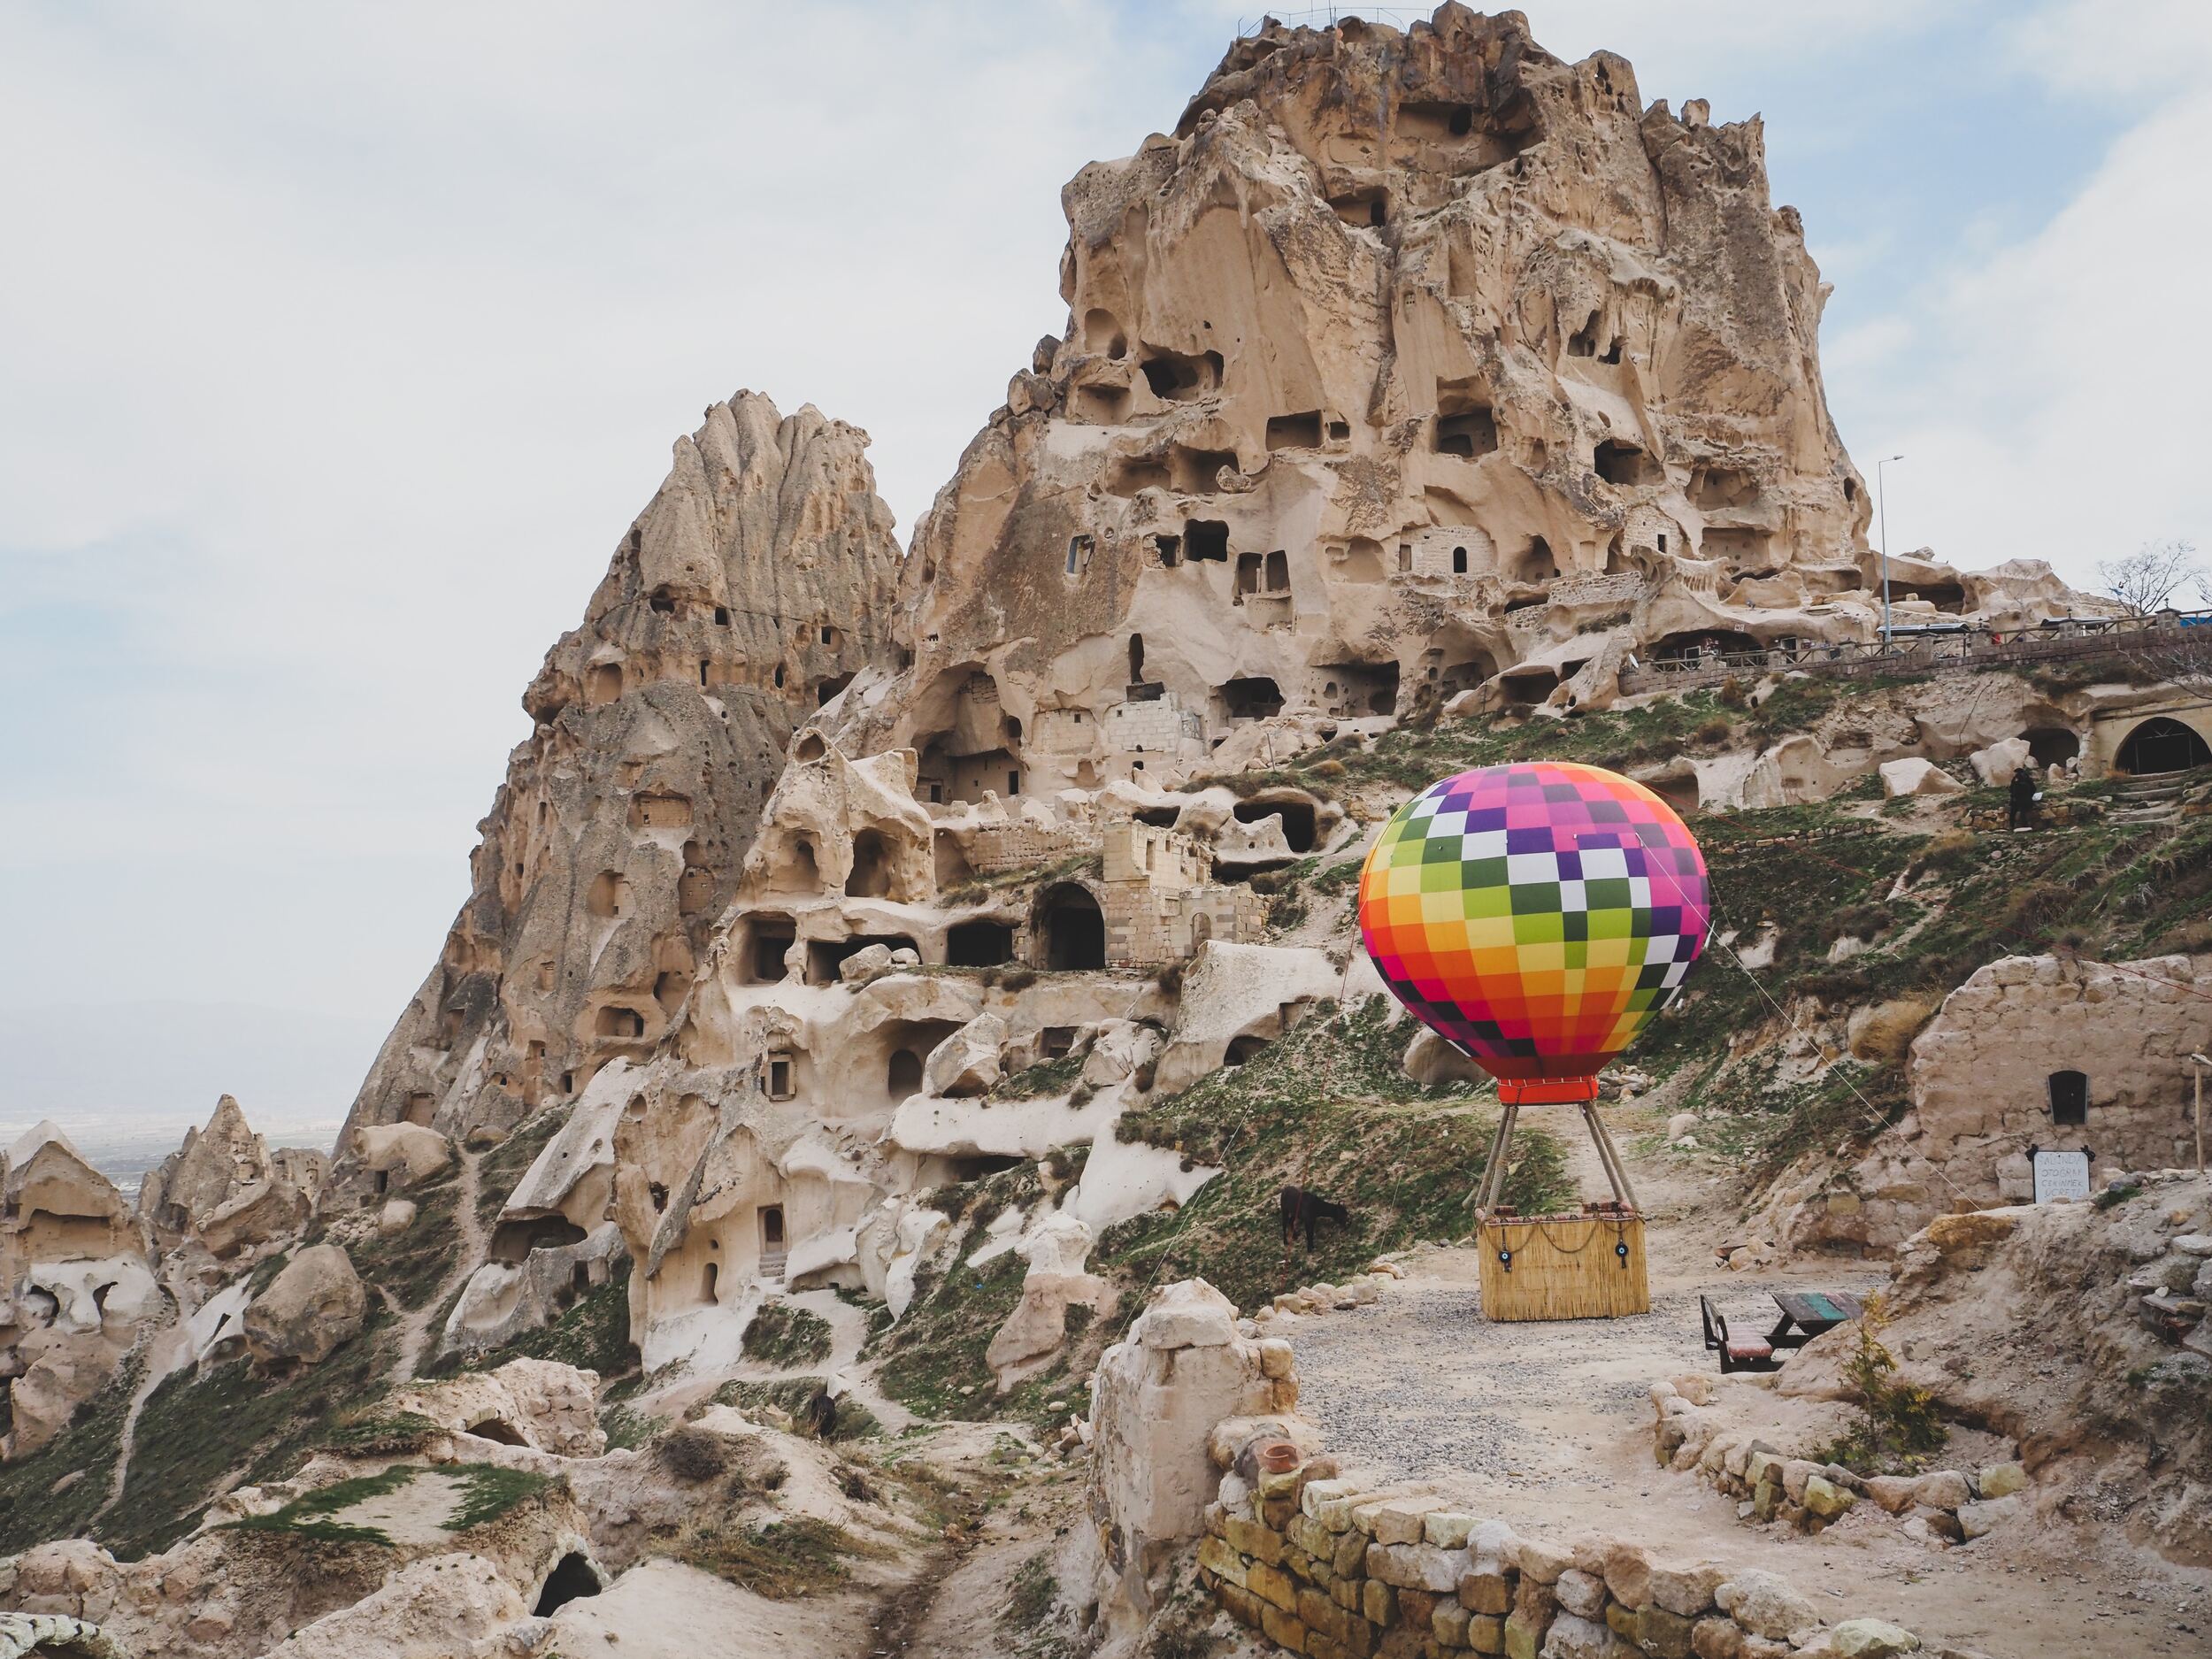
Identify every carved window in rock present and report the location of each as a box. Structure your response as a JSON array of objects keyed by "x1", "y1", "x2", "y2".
[
  {"x1": 2047, "y1": 1071, "x2": 2088, "y2": 1128},
  {"x1": 764, "y1": 1052, "x2": 796, "y2": 1101}
]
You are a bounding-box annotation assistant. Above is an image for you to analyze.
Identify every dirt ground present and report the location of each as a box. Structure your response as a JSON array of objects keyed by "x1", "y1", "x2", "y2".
[{"x1": 1278, "y1": 1111, "x2": 2212, "y2": 1658}]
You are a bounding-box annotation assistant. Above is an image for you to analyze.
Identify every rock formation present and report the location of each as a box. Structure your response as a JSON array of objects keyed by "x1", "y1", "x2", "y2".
[
  {"x1": 1755, "y1": 953, "x2": 2211, "y2": 1255},
  {"x1": 0, "y1": 1125, "x2": 152, "y2": 1458},
  {"x1": 333, "y1": 392, "x2": 903, "y2": 1172}
]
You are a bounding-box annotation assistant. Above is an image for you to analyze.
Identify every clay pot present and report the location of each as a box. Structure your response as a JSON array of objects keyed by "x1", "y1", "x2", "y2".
[{"x1": 1256, "y1": 1439, "x2": 1301, "y2": 1476}]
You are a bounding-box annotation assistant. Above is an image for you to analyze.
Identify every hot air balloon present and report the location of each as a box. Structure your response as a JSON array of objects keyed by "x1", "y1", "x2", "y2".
[{"x1": 1357, "y1": 760, "x2": 1710, "y2": 1319}]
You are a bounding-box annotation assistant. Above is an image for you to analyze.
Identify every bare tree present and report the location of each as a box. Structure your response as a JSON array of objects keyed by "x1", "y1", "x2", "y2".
[{"x1": 2099, "y1": 538, "x2": 2206, "y2": 616}]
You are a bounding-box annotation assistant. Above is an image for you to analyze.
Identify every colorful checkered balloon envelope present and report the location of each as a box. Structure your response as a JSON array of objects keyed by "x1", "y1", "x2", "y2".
[{"x1": 1357, "y1": 762, "x2": 1709, "y2": 1083}]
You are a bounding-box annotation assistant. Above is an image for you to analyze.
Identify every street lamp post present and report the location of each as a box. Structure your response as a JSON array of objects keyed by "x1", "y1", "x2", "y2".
[{"x1": 1876, "y1": 454, "x2": 1904, "y2": 652}]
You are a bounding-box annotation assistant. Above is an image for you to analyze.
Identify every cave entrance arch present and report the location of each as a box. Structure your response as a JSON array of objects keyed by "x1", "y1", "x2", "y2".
[
  {"x1": 534, "y1": 1553, "x2": 603, "y2": 1617},
  {"x1": 1040, "y1": 884, "x2": 1107, "y2": 971},
  {"x1": 2115, "y1": 717, "x2": 2211, "y2": 776}
]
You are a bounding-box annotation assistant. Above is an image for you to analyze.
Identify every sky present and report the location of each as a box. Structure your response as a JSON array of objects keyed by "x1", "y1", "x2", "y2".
[{"x1": 3, "y1": 1, "x2": 2208, "y2": 1133}]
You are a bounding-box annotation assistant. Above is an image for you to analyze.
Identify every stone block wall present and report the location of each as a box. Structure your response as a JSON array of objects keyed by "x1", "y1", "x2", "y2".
[
  {"x1": 1198, "y1": 1445, "x2": 1950, "y2": 1659},
  {"x1": 1649, "y1": 1377, "x2": 2030, "y2": 1547},
  {"x1": 959, "y1": 824, "x2": 1099, "y2": 875},
  {"x1": 1101, "y1": 884, "x2": 1266, "y2": 969}
]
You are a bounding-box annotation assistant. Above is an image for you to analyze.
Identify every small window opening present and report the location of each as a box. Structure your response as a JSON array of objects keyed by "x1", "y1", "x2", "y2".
[
  {"x1": 765, "y1": 1053, "x2": 795, "y2": 1100},
  {"x1": 1452, "y1": 545, "x2": 1469, "y2": 575},
  {"x1": 1185, "y1": 519, "x2": 1230, "y2": 562},
  {"x1": 1266, "y1": 411, "x2": 1323, "y2": 450}
]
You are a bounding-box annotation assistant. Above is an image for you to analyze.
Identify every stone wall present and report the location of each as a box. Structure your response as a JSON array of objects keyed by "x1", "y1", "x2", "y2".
[
  {"x1": 1649, "y1": 1375, "x2": 2030, "y2": 1547},
  {"x1": 1758, "y1": 955, "x2": 2209, "y2": 1256},
  {"x1": 1197, "y1": 1453, "x2": 1943, "y2": 1659},
  {"x1": 958, "y1": 823, "x2": 1099, "y2": 876}
]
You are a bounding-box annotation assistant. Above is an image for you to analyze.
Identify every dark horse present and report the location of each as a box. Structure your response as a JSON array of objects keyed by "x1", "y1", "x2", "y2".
[{"x1": 1280, "y1": 1185, "x2": 1350, "y2": 1252}]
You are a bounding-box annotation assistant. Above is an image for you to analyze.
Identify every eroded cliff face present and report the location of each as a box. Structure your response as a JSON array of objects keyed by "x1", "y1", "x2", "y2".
[
  {"x1": 873, "y1": 4, "x2": 1875, "y2": 791},
  {"x1": 424, "y1": 7, "x2": 2119, "y2": 1377},
  {"x1": 334, "y1": 394, "x2": 903, "y2": 1171}
]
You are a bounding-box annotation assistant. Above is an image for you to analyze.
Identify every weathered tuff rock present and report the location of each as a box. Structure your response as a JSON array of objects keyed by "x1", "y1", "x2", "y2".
[
  {"x1": 242, "y1": 1243, "x2": 366, "y2": 1368},
  {"x1": 1757, "y1": 954, "x2": 2211, "y2": 1254},
  {"x1": 0, "y1": 1123, "x2": 156, "y2": 1459},
  {"x1": 139, "y1": 1094, "x2": 325, "y2": 1265},
  {"x1": 332, "y1": 391, "x2": 903, "y2": 1177},
  {"x1": 1779, "y1": 1181, "x2": 2212, "y2": 1560}
]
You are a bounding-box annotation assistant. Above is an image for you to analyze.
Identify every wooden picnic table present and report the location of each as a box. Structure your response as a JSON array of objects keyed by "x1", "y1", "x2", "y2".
[{"x1": 1768, "y1": 1289, "x2": 1864, "y2": 1347}]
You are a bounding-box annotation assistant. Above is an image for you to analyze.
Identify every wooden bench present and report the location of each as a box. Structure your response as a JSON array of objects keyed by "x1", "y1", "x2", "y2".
[{"x1": 1701, "y1": 1294, "x2": 1781, "y2": 1373}]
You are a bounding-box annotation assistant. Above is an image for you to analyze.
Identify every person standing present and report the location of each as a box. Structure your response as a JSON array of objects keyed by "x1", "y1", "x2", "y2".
[{"x1": 2008, "y1": 764, "x2": 2038, "y2": 831}]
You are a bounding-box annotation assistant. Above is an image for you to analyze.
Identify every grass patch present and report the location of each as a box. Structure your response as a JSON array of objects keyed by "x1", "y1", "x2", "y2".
[
  {"x1": 472, "y1": 1105, "x2": 574, "y2": 1231},
  {"x1": 1003, "y1": 1550, "x2": 1059, "y2": 1630},
  {"x1": 446, "y1": 1463, "x2": 557, "y2": 1530},
  {"x1": 223, "y1": 1464, "x2": 417, "y2": 1547},
  {"x1": 1108, "y1": 998, "x2": 1571, "y2": 1317},
  {"x1": 708, "y1": 1377, "x2": 883, "y2": 1441},
  {"x1": 104, "y1": 1306, "x2": 400, "y2": 1558},
  {"x1": 340, "y1": 1170, "x2": 464, "y2": 1313},
  {"x1": 992, "y1": 1050, "x2": 1088, "y2": 1102},
  {"x1": 672, "y1": 1515, "x2": 886, "y2": 1599},
  {"x1": 742, "y1": 1301, "x2": 835, "y2": 1369},
  {"x1": 0, "y1": 1353, "x2": 142, "y2": 1555}
]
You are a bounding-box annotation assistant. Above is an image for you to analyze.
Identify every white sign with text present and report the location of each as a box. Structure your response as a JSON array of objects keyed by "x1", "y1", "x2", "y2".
[{"x1": 2032, "y1": 1148, "x2": 2092, "y2": 1203}]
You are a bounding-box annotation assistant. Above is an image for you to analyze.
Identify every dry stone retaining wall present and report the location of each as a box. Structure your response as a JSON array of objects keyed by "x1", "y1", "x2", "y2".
[
  {"x1": 1650, "y1": 1376, "x2": 2028, "y2": 1547},
  {"x1": 1198, "y1": 1440, "x2": 1964, "y2": 1659}
]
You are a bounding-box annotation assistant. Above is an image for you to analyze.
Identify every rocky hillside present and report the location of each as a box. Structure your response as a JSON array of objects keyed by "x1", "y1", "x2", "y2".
[{"x1": 6, "y1": 8, "x2": 2209, "y2": 1658}]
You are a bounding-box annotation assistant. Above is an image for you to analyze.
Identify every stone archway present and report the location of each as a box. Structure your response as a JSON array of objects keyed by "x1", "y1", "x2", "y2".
[{"x1": 2116, "y1": 717, "x2": 2212, "y2": 775}]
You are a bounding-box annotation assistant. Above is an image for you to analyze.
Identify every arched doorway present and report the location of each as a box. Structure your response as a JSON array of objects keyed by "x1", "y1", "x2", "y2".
[
  {"x1": 1040, "y1": 884, "x2": 1107, "y2": 971},
  {"x1": 2116, "y1": 717, "x2": 2211, "y2": 775},
  {"x1": 846, "y1": 830, "x2": 893, "y2": 898},
  {"x1": 2023, "y1": 726, "x2": 2080, "y2": 768},
  {"x1": 887, "y1": 1048, "x2": 924, "y2": 1099}
]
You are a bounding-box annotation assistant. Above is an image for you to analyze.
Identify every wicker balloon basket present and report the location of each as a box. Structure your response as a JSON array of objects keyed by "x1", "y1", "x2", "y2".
[{"x1": 1477, "y1": 1209, "x2": 1649, "y2": 1321}]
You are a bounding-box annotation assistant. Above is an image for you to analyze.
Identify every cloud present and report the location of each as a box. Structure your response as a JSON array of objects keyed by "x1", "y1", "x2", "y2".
[{"x1": 1831, "y1": 73, "x2": 2212, "y2": 583}]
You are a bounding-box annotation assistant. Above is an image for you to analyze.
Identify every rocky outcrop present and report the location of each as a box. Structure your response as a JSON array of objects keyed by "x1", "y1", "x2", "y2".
[
  {"x1": 333, "y1": 391, "x2": 903, "y2": 1182},
  {"x1": 387, "y1": 1358, "x2": 608, "y2": 1457},
  {"x1": 139, "y1": 1094, "x2": 323, "y2": 1265},
  {"x1": 1089, "y1": 1279, "x2": 1294, "y2": 1629},
  {"x1": 1756, "y1": 954, "x2": 2211, "y2": 1256},
  {"x1": 0, "y1": 1125, "x2": 156, "y2": 1459},
  {"x1": 242, "y1": 1243, "x2": 366, "y2": 1368},
  {"x1": 1778, "y1": 1177, "x2": 2212, "y2": 1563}
]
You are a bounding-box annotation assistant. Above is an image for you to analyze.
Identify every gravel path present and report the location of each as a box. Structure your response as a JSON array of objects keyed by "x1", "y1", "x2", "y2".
[{"x1": 1287, "y1": 1273, "x2": 1710, "y2": 1489}]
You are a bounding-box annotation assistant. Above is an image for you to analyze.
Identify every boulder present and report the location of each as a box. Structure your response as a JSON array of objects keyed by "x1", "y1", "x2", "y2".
[
  {"x1": 243, "y1": 1244, "x2": 366, "y2": 1367},
  {"x1": 1831, "y1": 1619, "x2": 1920, "y2": 1657},
  {"x1": 1978, "y1": 1462, "x2": 2027, "y2": 1499},
  {"x1": 837, "y1": 942, "x2": 896, "y2": 983},
  {"x1": 924, "y1": 1015, "x2": 1007, "y2": 1098},
  {"x1": 1956, "y1": 1495, "x2": 2021, "y2": 1539},
  {"x1": 1405, "y1": 1029, "x2": 1485, "y2": 1088},
  {"x1": 1878, "y1": 758, "x2": 1963, "y2": 799},
  {"x1": 352, "y1": 1123, "x2": 452, "y2": 1187},
  {"x1": 1968, "y1": 737, "x2": 2032, "y2": 787},
  {"x1": 1714, "y1": 1570, "x2": 1818, "y2": 1641},
  {"x1": 1911, "y1": 1470, "x2": 1970, "y2": 1511}
]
